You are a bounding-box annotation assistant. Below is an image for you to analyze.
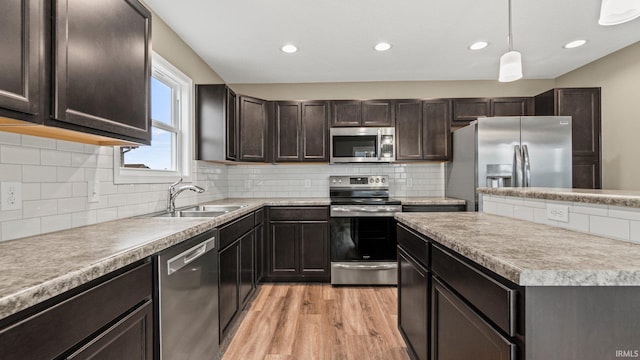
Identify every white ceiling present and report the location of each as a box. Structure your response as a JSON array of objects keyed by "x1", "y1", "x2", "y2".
[{"x1": 144, "y1": 0, "x2": 640, "y2": 84}]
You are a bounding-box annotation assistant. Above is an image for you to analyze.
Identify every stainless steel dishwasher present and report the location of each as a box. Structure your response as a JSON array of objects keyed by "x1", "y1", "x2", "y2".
[{"x1": 156, "y1": 228, "x2": 219, "y2": 359}]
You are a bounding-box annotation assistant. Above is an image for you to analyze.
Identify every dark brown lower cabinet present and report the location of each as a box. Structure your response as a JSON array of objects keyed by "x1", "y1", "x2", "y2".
[
  {"x1": 218, "y1": 240, "x2": 240, "y2": 339},
  {"x1": 431, "y1": 278, "x2": 515, "y2": 360},
  {"x1": 0, "y1": 261, "x2": 153, "y2": 360},
  {"x1": 398, "y1": 247, "x2": 429, "y2": 360},
  {"x1": 266, "y1": 207, "x2": 330, "y2": 282},
  {"x1": 239, "y1": 231, "x2": 255, "y2": 305},
  {"x1": 66, "y1": 300, "x2": 153, "y2": 360}
]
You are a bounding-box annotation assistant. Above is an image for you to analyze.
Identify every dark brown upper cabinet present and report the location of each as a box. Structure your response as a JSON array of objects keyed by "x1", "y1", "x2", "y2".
[
  {"x1": 490, "y1": 97, "x2": 534, "y2": 117},
  {"x1": 535, "y1": 88, "x2": 602, "y2": 189},
  {"x1": 452, "y1": 98, "x2": 490, "y2": 124},
  {"x1": 452, "y1": 97, "x2": 533, "y2": 127},
  {"x1": 362, "y1": 100, "x2": 395, "y2": 126},
  {"x1": 0, "y1": 0, "x2": 43, "y2": 121},
  {"x1": 395, "y1": 99, "x2": 451, "y2": 161},
  {"x1": 330, "y1": 100, "x2": 394, "y2": 127},
  {"x1": 239, "y1": 96, "x2": 269, "y2": 162},
  {"x1": 0, "y1": 0, "x2": 152, "y2": 145},
  {"x1": 52, "y1": 0, "x2": 151, "y2": 145},
  {"x1": 274, "y1": 101, "x2": 329, "y2": 162},
  {"x1": 195, "y1": 85, "x2": 237, "y2": 161},
  {"x1": 330, "y1": 100, "x2": 361, "y2": 127}
]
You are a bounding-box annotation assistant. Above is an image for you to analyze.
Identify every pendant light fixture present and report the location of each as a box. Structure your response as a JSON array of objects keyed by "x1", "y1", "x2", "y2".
[
  {"x1": 598, "y1": 0, "x2": 640, "y2": 26},
  {"x1": 498, "y1": 0, "x2": 523, "y2": 82}
]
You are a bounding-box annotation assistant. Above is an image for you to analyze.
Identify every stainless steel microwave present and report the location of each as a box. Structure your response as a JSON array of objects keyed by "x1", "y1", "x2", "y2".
[{"x1": 330, "y1": 127, "x2": 396, "y2": 163}]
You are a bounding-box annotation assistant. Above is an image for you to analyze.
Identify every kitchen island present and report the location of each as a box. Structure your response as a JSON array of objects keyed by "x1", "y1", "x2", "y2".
[{"x1": 395, "y1": 188, "x2": 640, "y2": 360}]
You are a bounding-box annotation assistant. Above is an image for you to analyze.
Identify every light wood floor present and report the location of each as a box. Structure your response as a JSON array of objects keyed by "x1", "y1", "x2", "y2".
[{"x1": 222, "y1": 283, "x2": 410, "y2": 360}]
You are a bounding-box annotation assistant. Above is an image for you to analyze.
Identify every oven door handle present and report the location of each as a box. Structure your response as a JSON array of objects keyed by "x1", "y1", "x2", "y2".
[{"x1": 333, "y1": 263, "x2": 397, "y2": 270}]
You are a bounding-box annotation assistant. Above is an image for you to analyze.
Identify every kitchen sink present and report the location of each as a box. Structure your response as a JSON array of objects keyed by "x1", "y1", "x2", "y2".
[{"x1": 150, "y1": 204, "x2": 248, "y2": 218}]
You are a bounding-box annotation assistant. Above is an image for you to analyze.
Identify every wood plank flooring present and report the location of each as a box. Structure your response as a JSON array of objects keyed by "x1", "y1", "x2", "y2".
[{"x1": 223, "y1": 284, "x2": 410, "y2": 360}]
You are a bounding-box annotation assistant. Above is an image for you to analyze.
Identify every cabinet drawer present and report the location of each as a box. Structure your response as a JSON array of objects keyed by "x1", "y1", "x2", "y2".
[
  {"x1": 269, "y1": 207, "x2": 328, "y2": 221},
  {"x1": 397, "y1": 224, "x2": 429, "y2": 267},
  {"x1": 431, "y1": 244, "x2": 516, "y2": 336},
  {"x1": 254, "y1": 208, "x2": 264, "y2": 225},
  {"x1": 432, "y1": 278, "x2": 515, "y2": 360},
  {"x1": 220, "y1": 213, "x2": 254, "y2": 250},
  {"x1": 0, "y1": 261, "x2": 152, "y2": 360}
]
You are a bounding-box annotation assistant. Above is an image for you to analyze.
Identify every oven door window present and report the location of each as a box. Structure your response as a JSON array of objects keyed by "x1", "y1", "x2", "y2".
[
  {"x1": 330, "y1": 217, "x2": 397, "y2": 261},
  {"x1": 332, "y1": 135, "x2": 377, "y2": 158}
]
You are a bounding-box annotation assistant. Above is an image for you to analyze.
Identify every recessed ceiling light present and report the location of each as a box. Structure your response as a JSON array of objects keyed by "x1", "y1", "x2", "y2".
[
  {"x1": 468, "y1": 41, "x2": 489, "y2": 50},
  {"x1": 281, "y1": 44, "x2": 298, "y2": 54},
  {"x1": 563, "y1": 40, "x2": 587, "y2": 49},
  {"x1": 374, "y1": 42, "x2": 392, "y2": 51}
]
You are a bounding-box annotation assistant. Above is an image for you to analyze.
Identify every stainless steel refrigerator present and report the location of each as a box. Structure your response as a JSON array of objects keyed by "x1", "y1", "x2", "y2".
[{"x1": 446, "y1": 116, "x2": 572, "y2": 211}]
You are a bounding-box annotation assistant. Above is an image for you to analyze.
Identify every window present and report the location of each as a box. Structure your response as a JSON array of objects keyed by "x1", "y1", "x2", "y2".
[{"x1": 114, "y1": 53, "x2": 193, "y2": 184}]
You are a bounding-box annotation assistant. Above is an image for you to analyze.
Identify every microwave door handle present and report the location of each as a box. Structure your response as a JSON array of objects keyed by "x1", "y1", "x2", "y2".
[{"x1": 377, "y1": 128, "x2": 381, "y2": 160}]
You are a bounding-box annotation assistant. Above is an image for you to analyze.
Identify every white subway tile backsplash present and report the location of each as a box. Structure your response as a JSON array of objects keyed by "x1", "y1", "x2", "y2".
[
  {"x1": 0, "y1": 164, "x2": 22, "y2": 181},
  {"x1": 2, "y1": 145, "x2": 40, "y2": 165},
  {"x1": 72, "y1": 210, "x2": 97, "y2": 227},
  {"x1": 608, "y1": 206, "x2": 640, "y2": 221},
  {"x1": 22, "y1": 183, "x2": 41, "y2": 201},
  {"x1": 41, "y1": 150, "x2": 72, "y2": 166},
  {"x1": 0, "y1": 132, "x2": 21, "y2": 145},
  {"x1": 22, "y1": 135, "x2": 56, "y2": 149},
  {"x1": 41, "y1": 183, "x2": 73, "y2": 199},
  {"x1": 572, "y1": 203, "x2": 608, "y2": 216},
  {"x1": 58, "y1": 197, "x2": 87, "y2": 214},
  {"x1": 23, "y1": 165, "x2": 57, "y2": 182},
  {"x1": 589, "y1": 215, "x2": 630, "y2": 240},
  {"x1": 57, "y1": 167, "x2": 85, "y2": 182},
  {"x1": 22, "y1": 199, "x2": 57, "y2": 218},
  {"x1": 1, "y1": 218, "x2": 40, "y2": 241},
  {"x1": 513, "y1": 205, "x2": 534, "y2": 221},
  {"x1": 57, "y1": 140, "x2": 85, "y2": 153},
  {"x1": 41, "y1": 214, "x2": 72, "y2": 233},
  {"x1": 564, "y1": 213, "x2": 590, "y2": 233}
]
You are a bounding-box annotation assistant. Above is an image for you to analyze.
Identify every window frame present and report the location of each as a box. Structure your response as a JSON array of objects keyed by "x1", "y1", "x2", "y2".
[{"x1": 113, "y1": 52, "x2": 193, "y2": 184}]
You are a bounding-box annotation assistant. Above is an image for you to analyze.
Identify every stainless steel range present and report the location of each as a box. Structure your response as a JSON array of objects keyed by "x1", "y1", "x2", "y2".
[{"x1": 329, "y1": 175, "x2": 401, "y2": 285}]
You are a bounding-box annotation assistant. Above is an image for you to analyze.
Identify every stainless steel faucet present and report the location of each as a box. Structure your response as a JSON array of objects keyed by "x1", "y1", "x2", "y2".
[{"x1": 167, "y1": 178, "x2": 205, "y2": 213}]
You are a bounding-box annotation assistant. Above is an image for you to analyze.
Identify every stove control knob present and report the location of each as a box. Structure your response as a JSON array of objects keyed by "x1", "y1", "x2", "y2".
[
  {"x1": 369, "y1": 178, "x2": 374, "y2": 184},
  {"x1": 381, "y1": 178, "x2": 385, "y2": 183}
]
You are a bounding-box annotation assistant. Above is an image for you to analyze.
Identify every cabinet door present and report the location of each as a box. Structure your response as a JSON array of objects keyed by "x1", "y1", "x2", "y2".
[
  {"x1": 275, "y1": 101, "x2": 301, "y2": 161},
  {"x1": 362, "y1": 100, "x2": 395, "y2": 126},
  {"x1": 255, "y1": 223, "x2": 264, "y2": 283},
  {"x1": 195, "y1": 84, "x2": 226, "y2": 161},
  {"x1": 556, "y1": 88, "x2": 601, "y2": 159},
  {"x1": 452, "y1": 98, "x2": 490, "y2": 124},
  {"x1": 573, "y1": 156, "x2": 601, "y2": 189},
  {"x1": 239, "y1": 96, "x2": 268, "y2": 161},
  {"x1": 226, "y1": 88, "x2": 238, "y2": 160},
  {"x1": 331, "y1": 100, "x2": 362, "y2": 127},
  {"x1": 269, "y1": 222, "x2": 298, "y2": 275},
  {"x1": 432, "y1": 279, "x2": 515, "y2": 360},
  {"x1": 301, "y1": 101, "x2": 329, "y2": 161},
  {"x1": 398, "y1": 248, "x2": 429, "y2": 360},
  {"x1": 53, "y1": 0, "x2": 151, "y2": 144},
  {"x1": 490, "y1": 97, "x2": 533, "y2": 116},
  {"x1": 423, "y1": 99, "x2": 451, "y2": 160},
  {"x1": 0, "y1": 0, "x2": 42, "y2": 119},
  {"x1": 299, "y1": 221, "x2": 329, "y2": 278},
  {"x1": 219, "y1": 242, "x2": 239, "y2": 336},
  {"x1": 395, "y1": 100, "x2": 423, "y2": 160},
  {"x1": 66, "y1": 300, "x2": 153, "y2": 360},
  {"x1": 239, "y1": 231, "x2": 255, "y2": 306}
]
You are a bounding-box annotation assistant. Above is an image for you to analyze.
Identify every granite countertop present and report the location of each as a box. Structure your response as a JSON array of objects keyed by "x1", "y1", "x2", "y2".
[
  {"x1": 478, "y1": 187, "x2": 640, "y2": 208},
  {"x1": 0, "y1": 196, "x2": 459, "y2": 320},
  {"x1": 396, "y1": 212, "x2": 640, "y2": 287}
]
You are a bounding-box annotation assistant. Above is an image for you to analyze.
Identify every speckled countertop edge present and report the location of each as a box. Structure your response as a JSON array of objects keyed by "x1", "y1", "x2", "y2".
[
  {"x1": 395, "y1": 212, "x2": 640, "y2": 287},
  {"x1": 0, "y1": 196, "x2": 459, "y2": 320},
  {"x1": 478, "y1": 187, "x2": 640, "y2": 208}
]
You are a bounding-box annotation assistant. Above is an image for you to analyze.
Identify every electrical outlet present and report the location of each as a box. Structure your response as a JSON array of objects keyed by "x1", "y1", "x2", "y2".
[
  {"x1": 546, "y1": 204, "x2": 569, "y2": 223},
  {"x1": 88, "y1": 180, "x2": 100, "y2": 203},
  {"x1": 1, "y1": 182, "x2": 22, "y2": 211}
]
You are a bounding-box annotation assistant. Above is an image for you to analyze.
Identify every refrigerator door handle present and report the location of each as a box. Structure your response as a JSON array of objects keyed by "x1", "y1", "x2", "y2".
[
  {"x1": 522, "y1": 144, "x2": 531, "y2": 187},
  {"x1": 513, "y1": 145, "x2": 523, "y2": 187}
]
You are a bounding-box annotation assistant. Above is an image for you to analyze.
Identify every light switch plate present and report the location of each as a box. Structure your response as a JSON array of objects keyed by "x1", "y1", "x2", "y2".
[
  {"x1": 547, "y1": 204, "x2": 569, "y2": 223},
  {"x1": 1, "y1": 182, "x2": 22, "y2": 211},
  {"x1": 88, "y1": 180, "x2": 100, "y2": 203}
]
